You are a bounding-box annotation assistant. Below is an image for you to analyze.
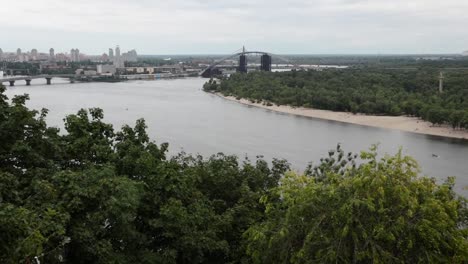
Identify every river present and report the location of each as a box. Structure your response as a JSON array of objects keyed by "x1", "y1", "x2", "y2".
[{"x1": 4, "y1": 77, "x2": 468, "y2": 195}]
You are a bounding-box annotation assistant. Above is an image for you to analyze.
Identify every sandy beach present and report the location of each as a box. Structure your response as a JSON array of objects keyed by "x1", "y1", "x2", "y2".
[{"x1": 215, "y1": 93, "x2": 468, "y2": 140}]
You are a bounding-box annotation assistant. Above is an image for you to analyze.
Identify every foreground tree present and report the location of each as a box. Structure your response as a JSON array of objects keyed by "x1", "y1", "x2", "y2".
[{"x1": 245, "y1": 145, "x2": 468, "y2": 263}]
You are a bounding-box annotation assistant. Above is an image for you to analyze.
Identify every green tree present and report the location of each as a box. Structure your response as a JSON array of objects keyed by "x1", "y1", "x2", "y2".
[{"x1": 245, "y1": 146, "x2": 468, "y2": 263}]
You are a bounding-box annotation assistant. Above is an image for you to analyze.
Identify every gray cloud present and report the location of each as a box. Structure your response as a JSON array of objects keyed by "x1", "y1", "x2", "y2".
[{"x1": 0, "y1": 0, "x2": 466, "y2": 54}]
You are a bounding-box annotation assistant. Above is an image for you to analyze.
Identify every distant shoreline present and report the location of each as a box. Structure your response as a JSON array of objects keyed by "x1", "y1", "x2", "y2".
[{"x1": 213, "y1": 92, "x2": 468, "y2": 140}]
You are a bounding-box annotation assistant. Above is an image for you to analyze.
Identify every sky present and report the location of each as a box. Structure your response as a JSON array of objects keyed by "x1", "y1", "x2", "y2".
[{"x1": 0, "y1": 0, "x2": 467, "y2": 55}]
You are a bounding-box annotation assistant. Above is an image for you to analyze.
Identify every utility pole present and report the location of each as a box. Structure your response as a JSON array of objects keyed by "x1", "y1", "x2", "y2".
[{"x1": 439, "y1": 71, "x2": 444, "y2": 94}]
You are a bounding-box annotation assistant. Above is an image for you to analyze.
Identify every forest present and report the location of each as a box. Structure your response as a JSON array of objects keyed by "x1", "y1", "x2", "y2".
[
  {"x1": 204, "y1": 69, "x2": 468, "y2": 130},
  {"x1": 0, "y1": 84, "x2": 467, "y2": 263}
]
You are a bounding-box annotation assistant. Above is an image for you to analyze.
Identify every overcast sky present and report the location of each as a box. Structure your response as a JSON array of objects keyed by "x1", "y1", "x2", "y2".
[{"x1": 1, "y1": 0, "x2": 467, "y2": 55}]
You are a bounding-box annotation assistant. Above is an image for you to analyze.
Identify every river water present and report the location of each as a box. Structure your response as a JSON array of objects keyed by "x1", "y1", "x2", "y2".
[{"x1": 4, "y1": 77, "x2": 468, "y2": 195}]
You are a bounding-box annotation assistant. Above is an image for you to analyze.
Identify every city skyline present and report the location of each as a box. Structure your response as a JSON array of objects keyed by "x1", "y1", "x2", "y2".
[
  {"x1": 0, "y1": 0, "x2": 467, "y2": 55},
  {"x1": 0, "y1": 45, "x2": 138, "y2": 65}
]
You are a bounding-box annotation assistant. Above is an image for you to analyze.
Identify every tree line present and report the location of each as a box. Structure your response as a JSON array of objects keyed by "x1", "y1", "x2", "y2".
[
  {"x1": 0, "y1": 85, "x2": 467, "y2": 263},
  {"x1": 204, "y1": 70, "x2": 468, "y2": 130}
]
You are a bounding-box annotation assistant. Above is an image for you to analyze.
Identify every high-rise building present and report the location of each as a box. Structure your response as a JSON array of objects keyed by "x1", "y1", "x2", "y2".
[
  {"x1": 16, "y1": 48, "x2": 23, "y2": 62},
  {"x1": 109, "y1": 48, "x2": 114, "y2": 60},
  {"x1": 69, "y1": 49, "x2": 80, "y2": 62},
  {"x1": 113, "y1": 45, "x2": 124, "y2": 68},
  {"x1": 49, "y1": 48, "x2": 55, "y2": 61},
  {"x1": 31, "y1": 49, "x2": 38, "y2": 60},
  {"x1": 70, "y1": 49, "x2": 76, "y2": 62},
  {"x1": 0, "y1": 48, "x2": 3, "y2": 60},
  {"x1": 126, "y1": 49, "x2": 138, "y2": 62}
]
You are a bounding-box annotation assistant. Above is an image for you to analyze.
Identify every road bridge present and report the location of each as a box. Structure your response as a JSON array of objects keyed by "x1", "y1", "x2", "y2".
[{"x1": 0, "y1": 74, "x2": 79, "y2": 86}]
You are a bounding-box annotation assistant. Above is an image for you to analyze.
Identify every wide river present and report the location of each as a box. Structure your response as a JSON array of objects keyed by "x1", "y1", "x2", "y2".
[{"x1": 5, "y1": 77, "x2": 468, "y2": 195}]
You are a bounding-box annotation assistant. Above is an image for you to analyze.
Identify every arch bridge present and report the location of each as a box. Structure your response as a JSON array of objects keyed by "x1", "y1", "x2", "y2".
[{"x1": 200, "y1": 47, "x2": 296, "y2": 78}]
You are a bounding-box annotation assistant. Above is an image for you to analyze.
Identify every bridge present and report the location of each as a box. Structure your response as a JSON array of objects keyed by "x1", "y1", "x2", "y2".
[
  {"x1": 200, "y1": 47, "x2": 296, "y2": 78},
  {"x1": 0, "y1": 74, "x2": 80, "y2": 86}
]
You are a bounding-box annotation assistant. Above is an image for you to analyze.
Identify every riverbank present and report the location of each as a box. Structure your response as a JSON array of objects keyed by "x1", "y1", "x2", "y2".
[{"x1": 215, "y1": 93, "x2": 468, "y2": 140}]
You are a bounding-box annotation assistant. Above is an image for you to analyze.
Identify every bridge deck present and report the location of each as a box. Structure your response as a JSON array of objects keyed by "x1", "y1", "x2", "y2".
[{"x1": 0, "y1": 74, "x2": 78, "y2": 82}]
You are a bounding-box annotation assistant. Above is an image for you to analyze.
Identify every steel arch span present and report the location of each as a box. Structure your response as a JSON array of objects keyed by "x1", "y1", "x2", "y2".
[{"x1": 200, "y1": 48, "x2": 294, "y2": 78}]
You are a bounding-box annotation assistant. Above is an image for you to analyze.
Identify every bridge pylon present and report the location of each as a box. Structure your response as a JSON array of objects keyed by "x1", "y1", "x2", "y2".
[{"x1": 238, "y1": 54, "x2": 247, "y2": 73}]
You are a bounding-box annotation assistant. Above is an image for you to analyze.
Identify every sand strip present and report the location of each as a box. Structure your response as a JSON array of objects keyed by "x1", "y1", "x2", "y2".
[{"x1": 214, "y1": 93, "x2": 468, "y2": 140}]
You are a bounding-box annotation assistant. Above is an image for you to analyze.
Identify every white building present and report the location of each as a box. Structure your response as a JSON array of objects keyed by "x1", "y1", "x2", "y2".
[
  {"x1": 113, "y1": 45, "x2": 125, "y2": 68},
  {"x1": 84, "y1": 70, "x2": 97, "y2": 76},
  {"x1": 97, "y1": 64, "x2": 116, "y2": 75},
  {"x1": 123, "y1": 49, "x2": 138, "y2": 62}
]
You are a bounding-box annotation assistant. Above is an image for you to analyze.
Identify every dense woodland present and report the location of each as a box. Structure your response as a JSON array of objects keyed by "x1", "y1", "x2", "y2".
[
  {"x1": 204, "y1": 69, "x2": 468, "y2": 129},
  {"x1": 284, "y1": 55, "x2": 468, "y2": 67},
  {"x1": 0, "y1": 84, "x2": 467, "y2": 263}
]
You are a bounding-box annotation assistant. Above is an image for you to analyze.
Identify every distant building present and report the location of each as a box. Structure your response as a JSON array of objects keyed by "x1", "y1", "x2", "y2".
[
  {"x1": 111, "y1": 46, "x2": 137, "y2": 67},
  {"x1": 463, "y1": 50, "x2": 468, "y2": 56},
  {"x1": 97, "y1": 64, "x2": 116, "y2": 75},
  {"x1": 83, "y1": 70, "x2": 97, "y2": 76},
  {"x1": 70, "y1": 49, "x2": 76, "y2": 62},
  {"x1": 70, "y1": 49, "x2": 80, "y2": 62},
  {"x1": 113, "y1": 45, "x2": 125, "y2": 68},
  {"x1": 31, "y1": 49, "x2": 38, "y2": 60},
  {"x1": 101, "y1": 53, "x2": 109, "y2": 62},
  {"x1": 0, "y1": 48, "x2": 3, "y2": 60},
  {"x1": 109, "y1": 48, "x2": 114, "y2": 60},
  {"x1": 123, "y1": 49, "x2": 138, "y2": 62},
  {"x1": 16, "y1": 48, "x2": 22, "y2": 61},
  {"x1": 49, "y1": 48, "x2": 55, "y2": 61},
  {"x1": 55, "y1": 53, "x2": 68, "y2": 62}
]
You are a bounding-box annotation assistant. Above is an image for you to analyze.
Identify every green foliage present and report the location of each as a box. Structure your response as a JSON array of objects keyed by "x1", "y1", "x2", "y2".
[
  {"x1": 206, "y1": 70, "x2": 468, "y2": 129},
  {"x1": 0, "y1": 84, "x2": 466, "y2": 263},
  {"x1": 3, "y1": 62, "x2": 40, "y2": 75},
  {"x1": 245, "y1": 145, "x2": 468, "y2": 263}
]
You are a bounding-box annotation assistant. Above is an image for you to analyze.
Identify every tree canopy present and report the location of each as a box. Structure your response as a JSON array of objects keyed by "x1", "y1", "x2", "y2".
[{"x1": 245, "y1": 145, "x2": 468, "y2": 263}]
